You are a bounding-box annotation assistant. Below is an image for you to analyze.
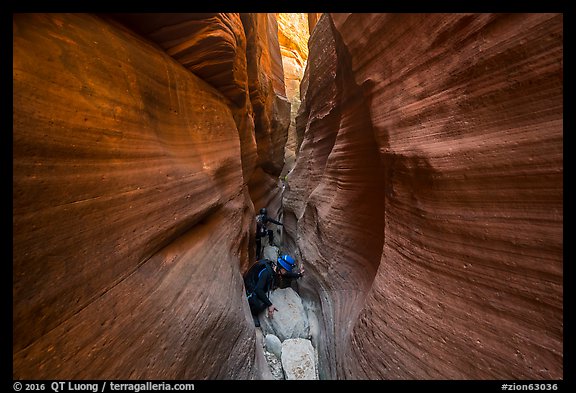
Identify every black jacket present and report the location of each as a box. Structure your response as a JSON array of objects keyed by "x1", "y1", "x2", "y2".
[
  {"x1": 244, "y1": 259, "x2": 275, "y2": 307},
  {"x1": 256, "y1": 213, "x2": 282, "y2": 236}
]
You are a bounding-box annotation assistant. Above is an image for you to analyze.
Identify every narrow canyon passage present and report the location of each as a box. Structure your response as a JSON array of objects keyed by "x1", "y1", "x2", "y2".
[{"x1": 13, "y1": 13, "x2": 563, "y2": 381}]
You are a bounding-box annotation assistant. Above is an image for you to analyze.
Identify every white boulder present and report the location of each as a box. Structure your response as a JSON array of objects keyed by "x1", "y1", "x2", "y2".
[
  {"x1": 260, "y1": 287, "x2": 310, "y2": 341},
  {"x1": 281, "y1": 338, "x2": 317, "y2": 380}
]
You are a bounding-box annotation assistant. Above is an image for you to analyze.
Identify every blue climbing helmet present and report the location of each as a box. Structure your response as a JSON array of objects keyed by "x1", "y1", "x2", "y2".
[{"x1": 277, "y1": 254, "x2": 296, "y2": 271}]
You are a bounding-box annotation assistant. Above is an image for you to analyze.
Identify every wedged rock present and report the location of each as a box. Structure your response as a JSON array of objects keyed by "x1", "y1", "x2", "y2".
[
  {"x1": 260, "y1": 288, "x2": 309, "y2": 342},
  {"x1": 264, "y1": 334, "x2": 283, "y2": 359},
  {"x1": 281, "y1": 338, "x2": 317, "y2": 380},
  {"x1": 262, "y1": 244, "x2": 280, "y2": 261}
]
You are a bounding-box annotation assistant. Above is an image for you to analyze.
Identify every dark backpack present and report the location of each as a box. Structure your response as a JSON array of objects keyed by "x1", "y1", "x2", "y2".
[{"x1": 243, "y1": 259, "x2": 274, "y2": 296}]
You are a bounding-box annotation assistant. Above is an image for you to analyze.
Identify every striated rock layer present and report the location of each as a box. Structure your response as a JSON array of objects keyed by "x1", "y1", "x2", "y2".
[
  {"x1": 277, "y1": 13, "x2": 309, "y2": 176},
  {"x1": 106, "y1": 13, "x2": 258, "y2": 187},
  {"x1": 13, "y1": 13, "x2": 289, "y2": 379},
  {"x1": 240, "y1": 13, "x2": 291, "y2": 235},
  {"x1": 107, "y1": 13, "x2": 290, "y2": 259},
  {"x1": 285, "y1": 13, "x2": 563, "y2": 379},
  {"x1": 13, "y1": 11, "x2": 562, "y2": 381},
  {"x1": 241, "y1": 13, "x2": 290, "y2": 178},
  {"x1": 307, "y1": 13, "x2": 322, "y2": 34}
]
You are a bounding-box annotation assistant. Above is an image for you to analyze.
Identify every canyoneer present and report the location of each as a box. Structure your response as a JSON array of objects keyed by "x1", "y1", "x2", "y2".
[
  {"x1": 255, "y1": 207, "x2": 283, "y2": 259},
  {"x1": 243, "y1": 254, "x2": 303, "y2": 327}
]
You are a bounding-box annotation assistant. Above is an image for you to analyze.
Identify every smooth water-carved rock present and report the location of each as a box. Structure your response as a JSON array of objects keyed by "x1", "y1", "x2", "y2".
[
  {"x1": 285, "y1": 12, "x2": 385, "y2": 380},
  {"x1": 109, "y1": 13, "x2": 290, "y2": 263},
  {"x1": 108, "y1": 13, "x2": 259, "y2": 184},
  {"x1": 285, "y1": 13, "x2": 563, "y2": 380},
  {"x1": 12, "y1": 13, "x2": 271, "y2": 380},
  {"x1": 277, "y1": 13, "x2": 309, "y2": 175},
  {"x1": 13, "y1": 11, "x2": 562, "y2": 382},
  {"x1": 241, "y1": 13, "x2": 290, "y2": 178}
]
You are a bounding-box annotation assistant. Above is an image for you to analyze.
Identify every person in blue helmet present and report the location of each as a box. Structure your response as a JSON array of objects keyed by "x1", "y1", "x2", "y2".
[
  {"x1": 243, "y1": 254, "x2": 304, "y2": 327},
  {"x1": 274, "y1": 254, "x2": 304, "y2": 290}
]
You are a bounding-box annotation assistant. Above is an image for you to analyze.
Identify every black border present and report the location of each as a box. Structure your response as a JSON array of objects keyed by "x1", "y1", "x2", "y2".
[{"x1": 4, "y1": 0, "x2": 570, "y2": 13}]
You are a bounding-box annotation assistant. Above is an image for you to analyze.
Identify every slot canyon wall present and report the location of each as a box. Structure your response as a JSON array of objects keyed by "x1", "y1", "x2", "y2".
[
  {"x1": 13, "y1": 12, "x2": 563, "y2": 381},
  {"x1": 13, "y1": 13, "x2": 289, "y2": 379},
  {"x1": 276, "y1": 13, "x2": 310, "y2": 175},
  {"x1": 284, "y1": 13, "x2": 563, "y2": 379}
]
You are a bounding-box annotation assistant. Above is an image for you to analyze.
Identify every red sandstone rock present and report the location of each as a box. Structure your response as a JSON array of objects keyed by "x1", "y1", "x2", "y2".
[
  {"x1": 241, "y1": 13, "x2": 290, "y2": 180},
  {"x1": 277, "y1": 13, "x2": 310, "y2": 176},
  {"x1": 307, "y1": 13, "x2": 322, "y2": 34},
  {"x1": 13, "y1": 13, "x2": 263, "y2": 379},
  {"x1": 108, "y1": 13, "x2": 249, "y2": 108},
  {"x1": 285, "y1": 13, "x2": 563, "y2": 379},
  {"x1": 107, "y1": 13, "x2": 259, "y2": 188},
  {"x1": 107, "y1": 12, "x2": 290, "y2": 258},
  {"x1": 14, "y1": 11, "x2": 561, "y2": 381}
]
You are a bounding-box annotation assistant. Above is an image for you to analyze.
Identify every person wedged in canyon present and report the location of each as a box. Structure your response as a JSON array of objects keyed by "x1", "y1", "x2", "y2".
[
  {"x1": 244, "y1": 254, "x2": 304, "y2": 327},
  {"x1": 255, "y1": 207, "x2": 283, "y2": 259}
]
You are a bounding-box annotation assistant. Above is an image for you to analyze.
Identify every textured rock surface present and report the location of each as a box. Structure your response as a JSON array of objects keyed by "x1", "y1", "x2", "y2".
[
  {"x1": 241, "y1": 13, "x2": 290, "y2": 179},
  {"x1": 109, "y1": 13, "x2": 290, "y2": 259},
  {"x1": 307, "y1": 13, "x2": 322, "y2": 34},
  {"x1": 263, "y1": 350, "x2": 284, "y2": 380},
  {"x1": 285, "y1": 13, "x2": 563, "y2": 379},
  {"x1": 13, "y1": 13, "x2": 286, "y2": 380},
  {"x1": 13, "y1": 11, "x2": 563, "y2": 381},
  {"x1": 260, "y1": 288, "x2": 310, "y2": 342},
  {"x1": 281, "y1": 338, "x2": 317, "y2": 380},
  {"x1": 277, "y1": 13, "x2": 309, "y2": 175},
  {"x1": 254, "y1": 330, "x2": 275, "y2": 380},
  {"x1": 259, "y1": 285, "x2": 317, "y2": 380},
  {"x1": 263, "y1": 333, "x2": 285, "y2": 379},
  {"x1": 107, "y1": 13, "x2": 258, "y2": 188}
]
